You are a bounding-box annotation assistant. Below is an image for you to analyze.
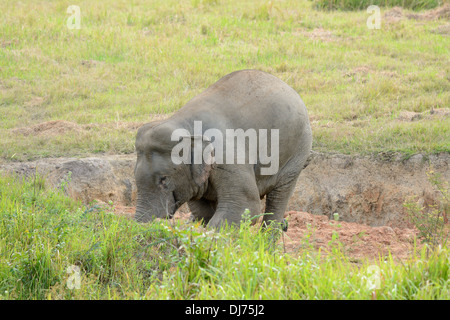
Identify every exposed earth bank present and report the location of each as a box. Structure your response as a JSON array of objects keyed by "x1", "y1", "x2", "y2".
[
  {"x1": 1, "y1": 152, "x2": 448, "y2": 227},
  {"x1": 1, "y1": 152, "x2": 448, "y2": 260}
]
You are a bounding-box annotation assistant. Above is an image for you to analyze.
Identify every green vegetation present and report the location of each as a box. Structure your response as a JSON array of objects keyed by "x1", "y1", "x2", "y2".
[
  {"x1": 313, "y1": 0, "x2": 443, "y2": 11},
  {"x1": 0, "y1": 0, "x2": 449, "y2": 161},
  {"x1": 1, "y1": 1, "x2": 448, "y2": 301},
  {"x1": 1, "y1": 174, "x2": 449, "y2": 299},
  {"x1": 404, "y1": 169, "x2": 449, "y2": 250}
]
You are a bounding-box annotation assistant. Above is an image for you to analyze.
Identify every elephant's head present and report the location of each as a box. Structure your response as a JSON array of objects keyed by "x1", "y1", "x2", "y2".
[{"x1": 134, "y1": 121, "x2": 214, "y2": 223}]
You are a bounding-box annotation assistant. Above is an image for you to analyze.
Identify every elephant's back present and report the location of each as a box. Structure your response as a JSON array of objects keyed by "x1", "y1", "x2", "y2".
[
  {"x1": 179, "y1": 70, "x2": 309, "y2": 129},
  {"x1": 214, "y1": 70, "x2": 310, "y2": 144},
  {"x1": 203, "y1": 70, "x2": 304, "y2": 114},
  {"x1": 173, "y1": 70, "x2": 312, "y2": 164}
]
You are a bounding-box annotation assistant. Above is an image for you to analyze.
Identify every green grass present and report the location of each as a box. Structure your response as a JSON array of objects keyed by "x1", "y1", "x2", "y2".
[
  {"x1": 1, "y1": 174, "x2": 449, "y2": 299},
  {"x1": 313, "y1": 0, "x2": 443, "y2": 11},
  {"x1": 0, "y1": 0, "x2": 449, "y2": 161}
]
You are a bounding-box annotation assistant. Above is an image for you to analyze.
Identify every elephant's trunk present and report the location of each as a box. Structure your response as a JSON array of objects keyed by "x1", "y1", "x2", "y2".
[
  {"x1": 134, "y1": 191, "x2": 177, "y2": 222},
  {"x1": 134, "y1": 196, "x2": 155, "y2": 223}
]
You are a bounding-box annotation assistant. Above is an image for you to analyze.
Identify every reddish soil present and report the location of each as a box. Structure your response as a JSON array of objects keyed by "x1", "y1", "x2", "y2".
[
  {"x1": 282, "y1": 211, "x2": 420, "y2": 262},
  {"x1": 113, "y1": 205, "x2": 422, "y2": 262}
]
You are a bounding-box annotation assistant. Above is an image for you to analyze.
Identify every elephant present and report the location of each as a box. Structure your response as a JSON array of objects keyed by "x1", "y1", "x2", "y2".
[{"x1": 134, "y1": 69, "x2": 312, "y2": 230}]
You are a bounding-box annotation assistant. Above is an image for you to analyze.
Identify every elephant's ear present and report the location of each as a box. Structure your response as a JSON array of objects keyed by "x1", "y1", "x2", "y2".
[{"x1": 190, "y1": 136, "x2": 215, "y2": 186}]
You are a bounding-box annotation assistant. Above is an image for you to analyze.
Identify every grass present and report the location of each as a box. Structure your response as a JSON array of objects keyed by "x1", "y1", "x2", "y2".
[
  {"x1": 1, "y1": 1, "x2": 448, "y2": 300},
  {"x1": 404, "y1": 169, "x2": 449, "y2": 250},
  {"x1": 313, "y1": 0, "x2": 443, "y2": 11},
  {"x1": 0, "y1": 0, "x2": 449, "y2": 161},
  {"x1": 0, "y1": 173, "x2": 449, "y2": 299}
]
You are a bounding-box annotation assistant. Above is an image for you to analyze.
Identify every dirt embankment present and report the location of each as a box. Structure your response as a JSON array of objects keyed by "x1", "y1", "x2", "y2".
[
  {"x1": 1, "y1": 152, "x2": 448, "y2": 261},
  {"x1": 290, "y1": 152, "x2": 449, "y2": 228},
  {"x1": 1, "y1": 152, "x2": 448, "y2": 228}
]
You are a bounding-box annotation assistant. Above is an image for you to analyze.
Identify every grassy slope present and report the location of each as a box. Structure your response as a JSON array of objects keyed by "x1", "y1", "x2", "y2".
[
  {"x1": 0, "y1": 0, "x2": 449, "y2": 161},
  {"x1": 0, "y1": 174, "x2": 449, "y2": 299}
]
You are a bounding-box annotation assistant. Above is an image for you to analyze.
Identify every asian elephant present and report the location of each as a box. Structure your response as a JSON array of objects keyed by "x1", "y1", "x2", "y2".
[{"x1": 134, "y1": 69, "x2": 312, "y2": 230}]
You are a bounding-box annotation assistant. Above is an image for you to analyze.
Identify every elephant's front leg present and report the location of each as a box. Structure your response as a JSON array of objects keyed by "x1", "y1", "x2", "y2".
[
  {"x1": 188, "y1": 198, "x2": 216, "y2": 226},
  {"x1": 207, "y1": 167, "x2": 261, "y2": 229}
]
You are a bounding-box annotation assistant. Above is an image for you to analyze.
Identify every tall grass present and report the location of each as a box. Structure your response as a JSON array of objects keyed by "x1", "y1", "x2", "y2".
[
  {"x1": 0, "y1": 0, "x2": 449, "y2": 160},
  {"x1": 0, "y1": 174, "x2": 449, "y2": 299},
  {"x1": 313, "y1": 0, "x2": 443, "y2": 11}
]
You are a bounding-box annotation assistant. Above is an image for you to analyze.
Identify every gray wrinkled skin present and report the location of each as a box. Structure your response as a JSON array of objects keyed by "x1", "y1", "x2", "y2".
[{"x1": 134, "y1": 70, "x2": 312, "y2": 230}]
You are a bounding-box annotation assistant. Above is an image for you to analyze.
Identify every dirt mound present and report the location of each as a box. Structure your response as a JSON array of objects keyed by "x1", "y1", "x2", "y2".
[
  {"x1": 303, "y1": 27, "x2": 336, "y2": 42},
  {"x1": 112, "y1": 205, "x2": 422, "y2": 261},
  {"x1": 397, "y1": 108, "x2": 450, "y2": 121},
  {"x1": 10, "y1": 119, "x2": 169, "y2": 137},
  {"x1": 80, "y1": 59, "x2": 105, "y2": 68},
  {"x1": 283, "y1": 211, "x2": 420, "y2": 261},
  {"x1": 430, "y1": 24, "x2": 450, "y2": 35},
  {"x1": 384, "y1": 4, "x2": 450, "y2": 23},
  {"x1": 384, "y1": 6, "x2": 404, "y2": 23},
  {"x1": 406, "y1": 3, "x2": 450, "y2": 20},
  {"x1": 11, "y1": 120, "x2": 83, "y2": 136}
]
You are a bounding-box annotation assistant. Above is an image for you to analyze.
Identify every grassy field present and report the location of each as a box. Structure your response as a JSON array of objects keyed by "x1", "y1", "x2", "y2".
[
  {"x1": 0, "y1": 0, "x2": 449, "y2": 301},
  {"x1": 0, "y1": 0, "x2": 449, "y2": 161},
  {"x1": 314, "y1": 0, "x2": 443, "y2": 10},
  {"x1": 0, "y1": 174, "x2": 449, "y2": 299}
]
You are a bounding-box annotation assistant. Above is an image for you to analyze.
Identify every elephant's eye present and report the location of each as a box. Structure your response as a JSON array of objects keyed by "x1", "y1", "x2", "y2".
[{"x1": 158, "y1": 176, "x2": 168, "y2": 189}]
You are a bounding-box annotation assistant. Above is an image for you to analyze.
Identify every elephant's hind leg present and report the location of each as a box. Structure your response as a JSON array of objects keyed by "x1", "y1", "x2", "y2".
[
  {"x1": 263, "y1": 177, "x2": 298, "y2": 232},
  {"x1": 264, "y1": 153, "x2": 309, "y2": 231}
]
